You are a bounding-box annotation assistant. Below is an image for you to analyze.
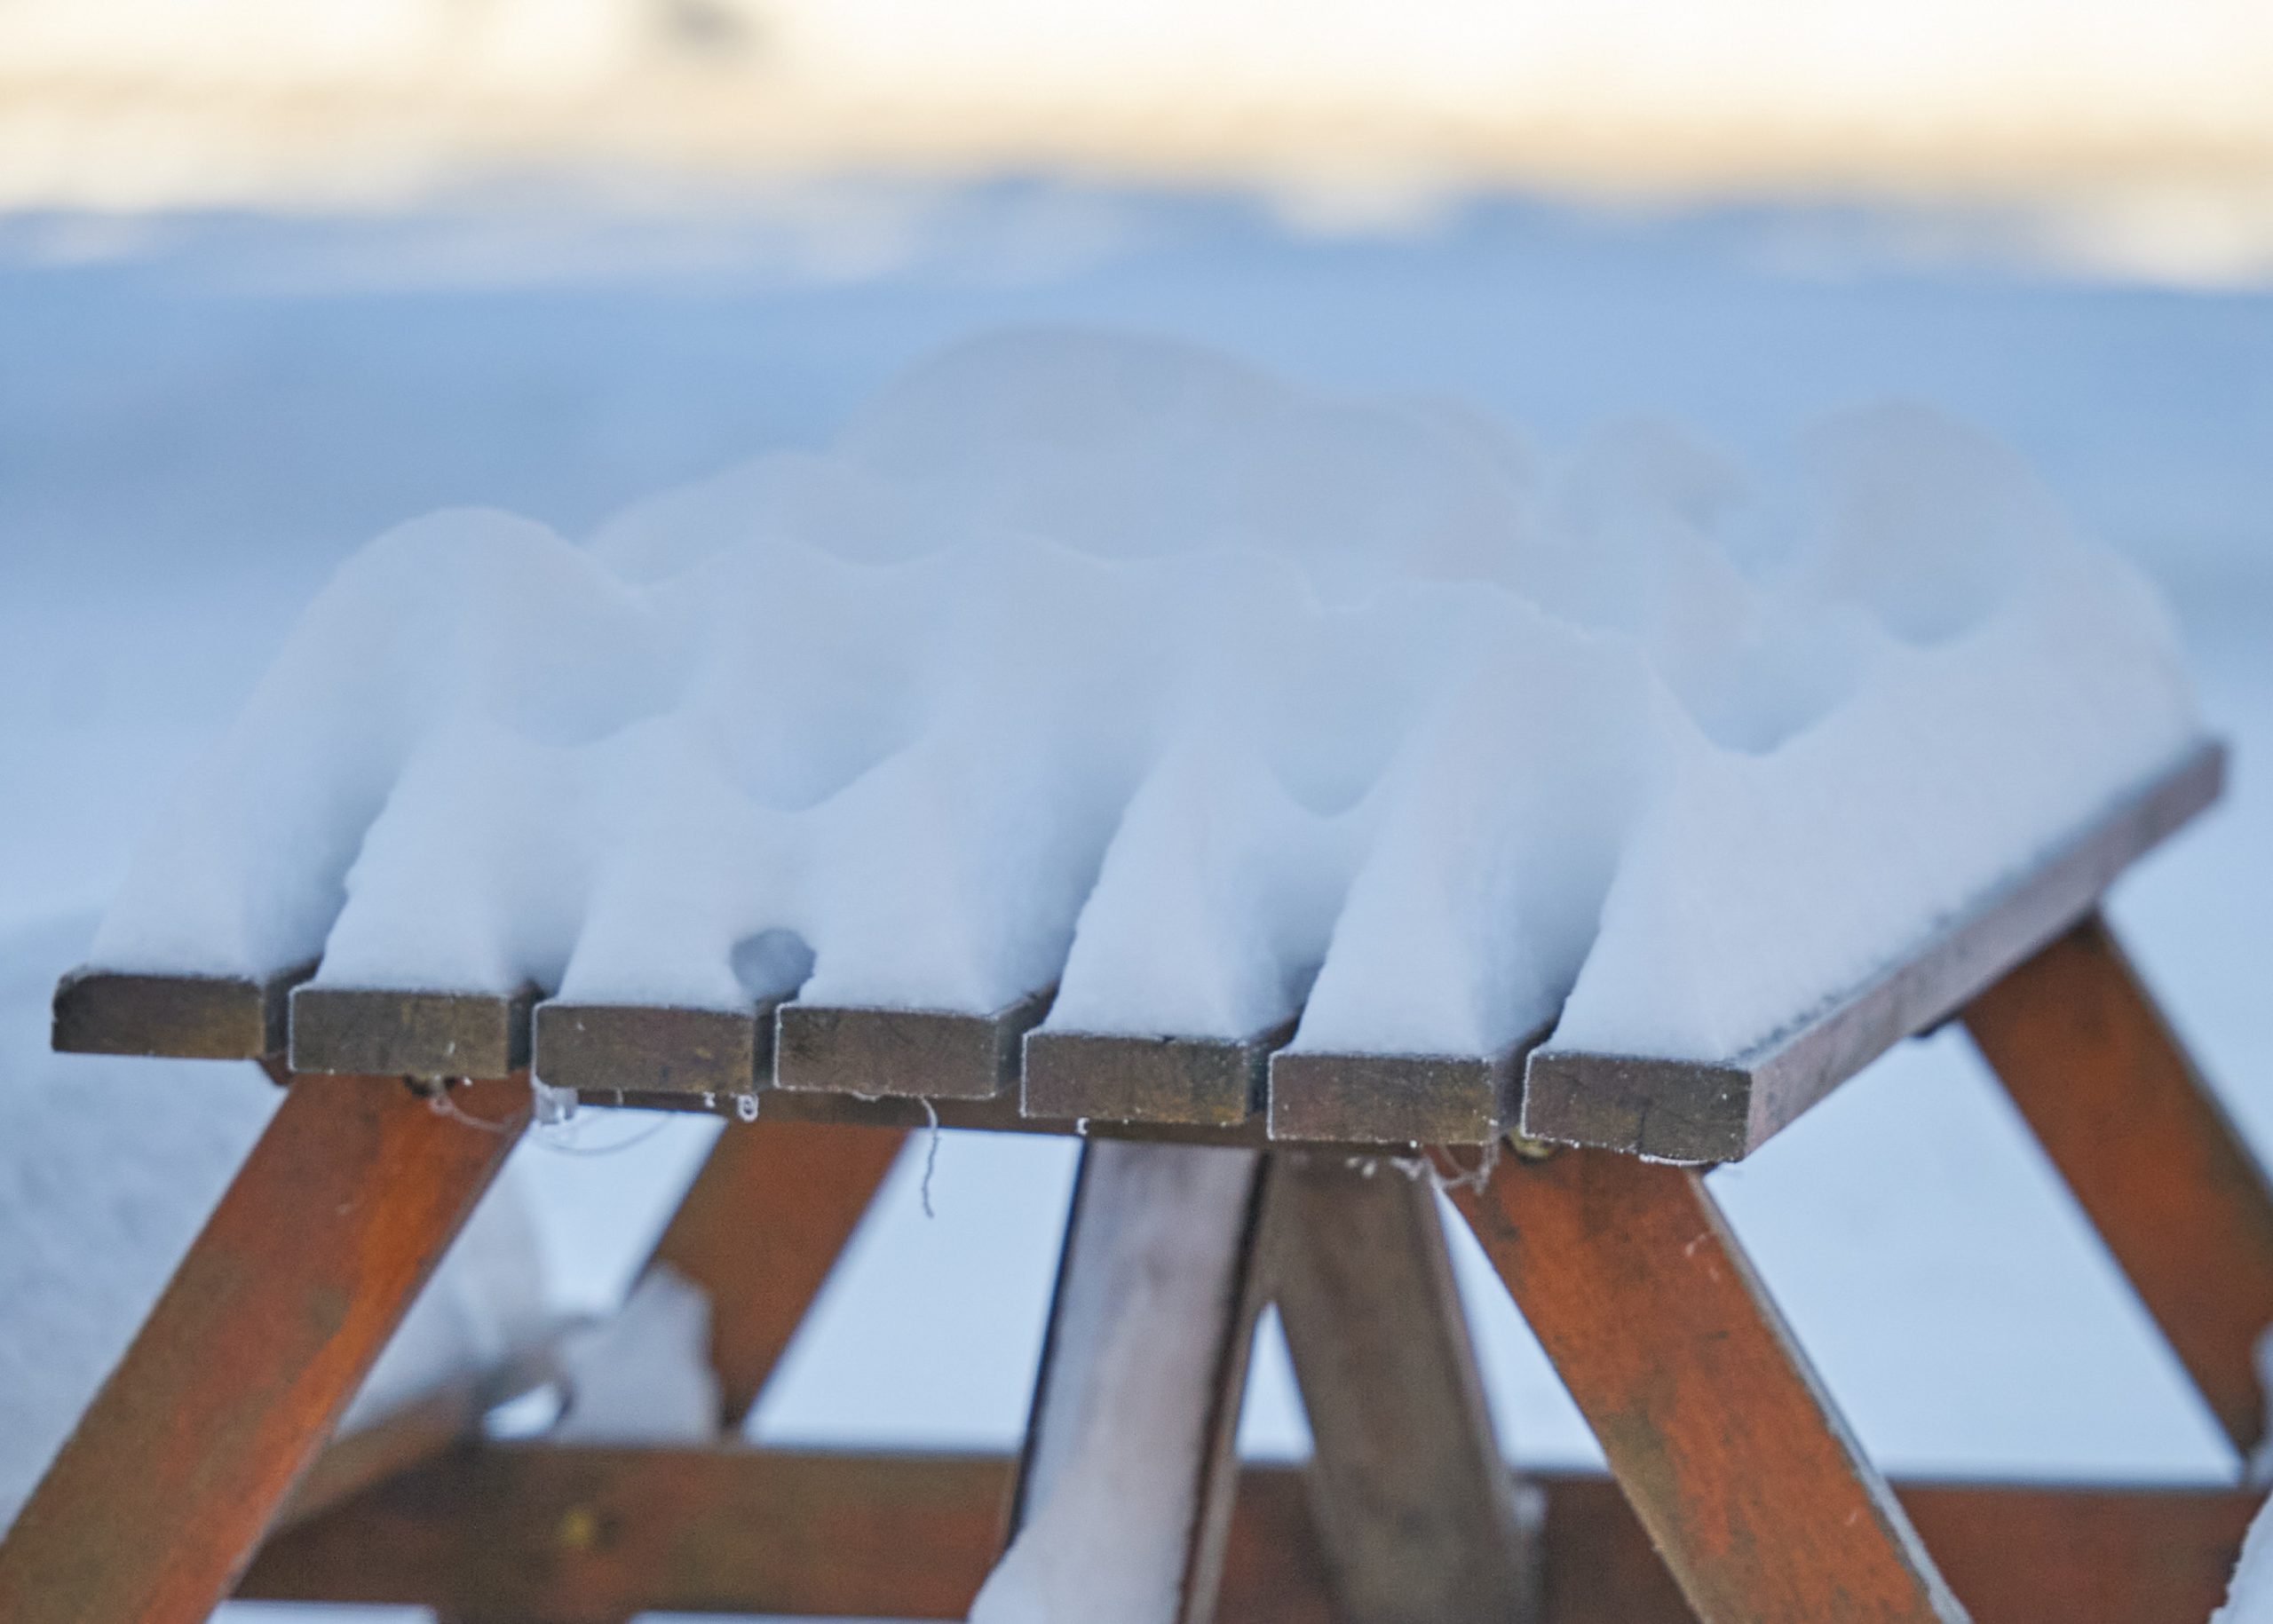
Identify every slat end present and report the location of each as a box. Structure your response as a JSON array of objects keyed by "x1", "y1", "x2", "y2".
[
  {"x1": 290, "y1": 984, "x2": 534, "y2": 1080},
  {"x1": 1268, "y1": 1047, "x2": 1521, "y2": 1145}
]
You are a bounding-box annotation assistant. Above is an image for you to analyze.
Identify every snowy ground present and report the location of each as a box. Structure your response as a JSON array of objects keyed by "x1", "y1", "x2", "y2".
[{"x1": 3, "y1": 186, "x2": 2269, "y2": 1620}]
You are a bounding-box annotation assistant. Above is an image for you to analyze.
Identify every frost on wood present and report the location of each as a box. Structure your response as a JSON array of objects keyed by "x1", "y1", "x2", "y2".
[
  {"x1": 83, "y1": 329, "x2": 2203, "y2": 1067},
  {"x1": 970, "y1": 1140, "x2": 1261, "y2": 1624}
]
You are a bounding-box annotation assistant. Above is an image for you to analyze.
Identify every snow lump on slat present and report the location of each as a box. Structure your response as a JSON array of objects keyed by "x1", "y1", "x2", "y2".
[{"x1": 84, "y1": 329, "x2": 2205, "y2": 1066}]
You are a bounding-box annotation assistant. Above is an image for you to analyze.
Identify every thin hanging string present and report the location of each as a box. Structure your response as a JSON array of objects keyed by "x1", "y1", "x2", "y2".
[
  {"x1": 919, "y1": 1097, "x2": 942, "y2": 1218},
  {"x1": 424, "y1": 1081, "x2": 674, "y2": 1158}
]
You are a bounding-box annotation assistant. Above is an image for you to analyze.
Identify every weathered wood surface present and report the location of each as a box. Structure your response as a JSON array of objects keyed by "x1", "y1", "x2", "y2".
[
  {"x1": 0, "y1": 1073, "x2": 528, "y2": 1624},
  {"x1": 1267, "y1": 1153, "x2": 1533, "y2": 1622},
  {"x1": 1269, "y1": 1042, "x2": 1525, "y2": 1145},
  {"x1": 1440, "y1": 1142, "x2": 1968, "y2": 1624},
  {"x1": 1524, "y1": 740, "x2": 2224, "y2": 1163},
  {"x1": 1004, "y1": 1139, "x2": 1274, "y2": 1624},
  {"x1": 1965, "y1": 911, "x2": 2273, "y2": 1458},
  {"x1": 51, "y1": 960, "x2": 312, "y2": 1059},
  {"x1": 534, "y1": 999, "x2": 772, "y2": 1098},
  {"x1": 1024, "y1": 1020, "x2": 1288, "y2": 1127},
  {"x1": 290, "y1": 983, "x2": 535, "y2": 1078},
  {"x1": 774, "y1": 987, "x2": 1052, "y2": 1099},
  {"x1": 645, "y1": 1118, "x2": 908, "y2": 1427},
  {"x1": 237, "y1": 1445, "x2": 2256, "y2": 1624}
]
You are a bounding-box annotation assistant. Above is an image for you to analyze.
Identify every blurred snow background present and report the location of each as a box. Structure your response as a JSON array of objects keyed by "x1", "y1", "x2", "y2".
[{"x1": 3, "y1": 2, "x2": 2271, "y2": 1619}]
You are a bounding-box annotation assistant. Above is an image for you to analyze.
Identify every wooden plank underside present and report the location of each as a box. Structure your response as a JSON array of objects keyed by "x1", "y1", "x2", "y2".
[
  {"x1": 1524, "y1": 739, "x2": 2225, "y2": 1163},
  {"x1": 774, "y1": 987, "x2": 1052, "y2": 1099},
  {"x1": 1023, "y1": 1021, "x2": 1289, "y2": 1127},
  {"x1": 1442, "y1": 1143, "x2": 1967, "y2": 1624},
  {"x1": 235, "y1": 1446, "x2": 2259, "y2": 1624},
  {"x1": 51, "y1": 960, "x2": 312, "y2": 1060},
  {"x1": 289, "y1": 984, "x2": 535, "y2": 1078},
  {"x1": 1266, "y1": 1153, "x2": 1533, "y2": 1621},
  {"x1": 1965, "y1": 912, "x2": 2273, "y2": 1458},
  {"x1": 999, "y1": 1139, "x2": 1274, "y2": 1624},
  {"x1": 0, "y1": 1074, "x2": 530, "y2": 1624}
]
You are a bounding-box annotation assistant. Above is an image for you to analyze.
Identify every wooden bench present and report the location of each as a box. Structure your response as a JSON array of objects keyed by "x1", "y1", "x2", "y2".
[{"x1": 4, "y1": 741, "x2": 2263, "y2": 1623}]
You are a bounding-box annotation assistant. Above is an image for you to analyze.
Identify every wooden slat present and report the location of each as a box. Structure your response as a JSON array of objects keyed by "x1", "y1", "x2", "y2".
[
  {"x1": 1267, "y1": 1153, "x2": 1533, "y2": 1621},
  {"x1": 1524, "y1": 740, "x2": 2225, "y2": 1164},
  {"x1": 1023, "y1": 1020, "x2": 1288, "y2": 1127},
  {"x1": 0, "y1": 1073, "x2": 529, "y2": 1624},
  {"x1": 1964, "y1": 911, "x2": 2273, "y2": 1458},
  {"x1": 645, "y1": 1118, "x2": 908, "y2": 1427},
  {"x1": 1001, "y1": 1139, "x2": 1275, "y2": 1624},
  {"x1": 1439, "y1": 1143, "x2": 1968, "y2": 1624},
  {"x1": 533, "y1": 998, "x2": 774, "y2": 1098},
  {"x1": 289, "y1": 984, "x2": 535, "y2": 1079},
  {"x1": 235, "y1": 1446, "x2": 2255, "y2": 1624},
  {"x1": 51, "y1": 960, "x2": 313, "y2": 1060},
  {"x1": 773, "y1": 987, "x2": 1052, "y2": 1099},
  {"x1": 1268, "y1": 1042, "x2": 1525, "y2": 1145}
]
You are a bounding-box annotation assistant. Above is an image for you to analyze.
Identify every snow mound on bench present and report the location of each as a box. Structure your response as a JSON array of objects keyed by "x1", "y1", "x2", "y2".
[{"x1": 83, "y1": 329, "x2": 2202, "y2": 1066}]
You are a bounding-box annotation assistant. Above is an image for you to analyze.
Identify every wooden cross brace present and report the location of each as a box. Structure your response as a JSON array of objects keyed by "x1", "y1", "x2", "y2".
[{"x1": 4, "y1": 910, "x2": 2272, "y2": 1623}]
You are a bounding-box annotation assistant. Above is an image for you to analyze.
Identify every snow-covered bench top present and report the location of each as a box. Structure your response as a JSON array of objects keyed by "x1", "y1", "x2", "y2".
[{"x1": 55, "y1": 331, "x2": 2216, "y2": 1162}]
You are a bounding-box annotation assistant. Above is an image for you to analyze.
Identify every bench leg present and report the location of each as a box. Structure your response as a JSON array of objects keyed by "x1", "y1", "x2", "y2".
[
  {"x1": 1440, "y1": 1145, "x2": 1967, "y2": 1624},
  {"x1": 1963, "y1": 910, "x2": 2273, "y2": 1461},
  {"x1": 644, "y1": 1118, "x2": 909, "y2": 1430},
  {"x1": 1269, "y1": 1153, "x2": 1535, "y2": 1621},
  {"x1": 986, "y1": 1138, "x2": 1274, "y2": 1624},
  {"x1": 0, "y1": 1072, "x2": 529, "y2": 1624}
]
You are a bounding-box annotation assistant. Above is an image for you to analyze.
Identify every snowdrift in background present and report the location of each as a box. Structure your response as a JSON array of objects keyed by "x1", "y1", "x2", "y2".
[{"x1": 83, "y1": 329, "x2": 2203, "y2": 1069}]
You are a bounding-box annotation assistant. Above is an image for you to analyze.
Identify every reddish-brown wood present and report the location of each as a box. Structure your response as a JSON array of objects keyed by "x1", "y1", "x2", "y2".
[
  {"x1": 0, "y1": 1073, "x2": 529, "y2": 1624},
  {"x1": 1438, "y1": 1144, "x2": 1967, "y2": 1624},
  {"x1": 645, "y1": 1119, "x2": 908, "y2": 1427},
  {"x1": 1534, "y1": 1473, "x2": 2256, "y2": 1624},
  {"x1": 239, "y1": 1445, "x2": 1339, "y2": 1622},
  {"x1": 1964, "y1": 912, "x2": 2273, "y2": 1458},
  {"x1": 236, "y1": 1445, "x2": 2255, "y2": 1624}
]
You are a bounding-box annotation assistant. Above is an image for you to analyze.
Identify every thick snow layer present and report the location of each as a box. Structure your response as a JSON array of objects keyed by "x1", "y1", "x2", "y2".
[
  {"x1": 0, "y1": 913, "x2": 551, "y2": 1533},
  {"x1": 83, "y1": 329, "x2": 2202, "y2": 1065},
  {"x1": 970, "y1": 1140, "x2": 1261, "y2": 1624}
]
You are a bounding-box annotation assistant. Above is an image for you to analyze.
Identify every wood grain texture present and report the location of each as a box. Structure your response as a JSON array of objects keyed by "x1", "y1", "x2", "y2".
[
  {"x1": 289, "y1": 984, "x2": 535, "y2": 1079},
  {"x1": 1965, "y1": 911, "x2": 2273, "y2": 1457},
  {"x1": 773, "y1": 988, "x2": 1051, "y2": 1099},
  {"x1": 1439, "y1": 1143, "x2": 1968, "y2": 1624},
  {"x1": 645, "y1": 1118, "x2": 908, "y2": 1427},
  {"x1": 0, "y1": 1073, "x2": 528, "y2": 1624},
  {"x1": 1023, "y1": 1021, "x2": 1287, "y2": 1127},
  {"x1": 1524, "y1": 740, "x2": 2224, "y2": 1164},
  {"x1": 1007, "y1": 1140, "x2": 1274, "y2": 1624},
  {"x1": 1268, "y1": 1043, "x2": 1523, "y2": 1145},
  {"x1": 236, "y1": 1446, "x2": 2254, "y2": 1624},
  {"x1": 51, "y1": 961, "x2": 312, "y2": 1059},
  {"x1": 1267, "y1": 1153, "x2": 1533, "y2": 1623},
  {"x1": 533, "y1": 999, "x2": 769, "y2": 1097}
]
